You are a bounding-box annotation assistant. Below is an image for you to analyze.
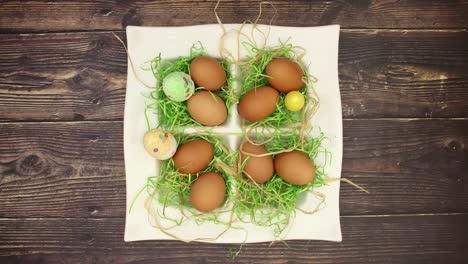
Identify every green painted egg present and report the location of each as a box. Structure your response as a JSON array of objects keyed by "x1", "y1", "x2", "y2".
[{"x1": 162, "y1": 72, "x2": 195, "y2": 102}]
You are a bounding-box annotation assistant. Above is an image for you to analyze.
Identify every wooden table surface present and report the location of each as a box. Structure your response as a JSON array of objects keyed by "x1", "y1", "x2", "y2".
[{"x1": 0, "y1": 1, "x2": 467, "y2": 263}]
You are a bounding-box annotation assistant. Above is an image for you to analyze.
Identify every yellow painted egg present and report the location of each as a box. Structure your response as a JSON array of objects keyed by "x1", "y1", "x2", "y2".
[
  {"x1": 143, "y1": 129, "x2": 177, "y2": 160},
  {"x1": 285, "y1": 91, "x2": 305, "y2": 111}
]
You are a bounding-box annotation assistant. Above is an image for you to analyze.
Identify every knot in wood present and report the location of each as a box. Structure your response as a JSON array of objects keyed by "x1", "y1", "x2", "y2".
[
  {"x1": 15, "y1": 153, "x2": 48, "y2": 177},
  {"x1": 121, "y1": 8, "x2": 143, "y2": 28}
]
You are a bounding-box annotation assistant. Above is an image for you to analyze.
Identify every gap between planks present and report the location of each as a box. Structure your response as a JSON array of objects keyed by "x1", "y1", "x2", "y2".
[
  {"x1": 0, "y1": 28, "x2": 466, "y2": 35},
  {"x1": 1, "y1": 117, "x2": 467, "y2": 125},
  {"x1": 1, "y1": 212, "x2": 466, "y2": 221},
  {"x1": 0, "y1": 28, "x2": 466, "y2": 37}
]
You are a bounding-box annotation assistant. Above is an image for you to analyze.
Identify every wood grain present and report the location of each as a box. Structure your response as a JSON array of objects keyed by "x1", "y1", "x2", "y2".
[
  {"x1": 1, "y1": 1, "x2": 466, "y2": 262},
  {"x1": 0, "y1": 32, "x2": 127, "y2": 122},
  {"x1": 0, "y1": 214, "x2": 466, "y2": 263},
  {"x1": 0, "y1": 122, "x2": 125, "y2": 218},
  {"x1": 0, "y1": 119, "x2": 466, "y2": 218},
  {"x1": 0, "y1": 0, "x2": 467, "y2": 33},
  {"x1": 340, "y1": 29, "x2": 468, "y2": 118},
  {"x1": 1, "y1": 30, "x2": 467, "y2": 121}
]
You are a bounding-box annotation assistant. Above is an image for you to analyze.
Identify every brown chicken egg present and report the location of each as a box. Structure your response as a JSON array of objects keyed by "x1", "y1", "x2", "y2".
[
  {"x1": 240, "y1": 142, "x2": 274, "y2": 183},
  {"x1": 172, "y1": 139, "x2": 214, "y2": 174},
  {"x1": 190, "y1": 172, "x2": 226, "y2": 212},
  {"x1": 265, "y1": 58, "x2": 304, "y2": 92},
  {"x1": 190, "y1": 56, "x2": 226, "y2": 91},
  {"x1": 187, "y1": 90, "x2": 227, "y2": 126},
  {"x1": 274, "y1": 150, "x2": 315, "y2": 185},
  {"x1": 238, "y1": 86, "x2": 279, "y2": 122}
]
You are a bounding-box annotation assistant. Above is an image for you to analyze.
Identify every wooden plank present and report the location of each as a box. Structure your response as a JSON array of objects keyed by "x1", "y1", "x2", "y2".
[
  {"x1": 341, "y1": 118, "x2": 468, "y2": 215},
  {"x1": 0, "y1": 119, "x2": 466, "y2": 218},
  {"x1": 0, "y1": 30, "x2": 467, "y2": 121},
  {"x1": 0, "y1": 0, "x2": 467, "y2": 32},
  {"x1": 0, "y1": 32, "x2": 127, "y2": 122},
  {"x1": 0, "y1": 122, "x2": 125, "y2": 218},
  {"x1": 340, "y1": 29, "x2": 468, "y2": 118},
  {"x1": 0, "y1": 214, "x2": 466, "y2": 263}
]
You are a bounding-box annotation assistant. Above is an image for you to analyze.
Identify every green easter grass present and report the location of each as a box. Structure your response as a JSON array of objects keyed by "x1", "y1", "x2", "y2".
[
  {"x1": 233, "y1": 129, "x2": 329, "y2": 237},
  {"x1": 145, "y1": 43, "x2": 235, "y2": 131},
  {"x1": 239, "y1": 41, "x2": 316, "y2": 128},
  {"x1": 142, "y1": 134, "x2": 237, "y2": 226}
]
